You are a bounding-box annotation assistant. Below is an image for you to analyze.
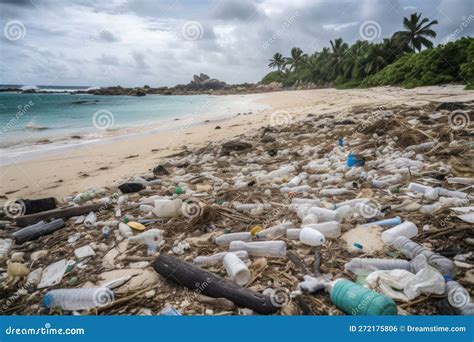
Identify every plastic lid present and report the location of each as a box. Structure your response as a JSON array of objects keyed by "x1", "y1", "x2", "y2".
[{"x1": 43, "y1": 293, "x2": 53, "y2": 308}]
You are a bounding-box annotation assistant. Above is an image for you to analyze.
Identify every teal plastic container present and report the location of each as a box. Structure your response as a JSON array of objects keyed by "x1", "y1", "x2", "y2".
[{"x1": 330, "y1": 279, "x2": 397, "y2": 315}]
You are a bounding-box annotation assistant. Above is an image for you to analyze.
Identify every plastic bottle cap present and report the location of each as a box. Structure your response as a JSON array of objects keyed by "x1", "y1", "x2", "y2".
[
  {"x1": 353, "y1": 243, "x2": 363, "y2": 250},
  {"x1": 43, "y1": 293, "x2": 53, "y2": 308}
]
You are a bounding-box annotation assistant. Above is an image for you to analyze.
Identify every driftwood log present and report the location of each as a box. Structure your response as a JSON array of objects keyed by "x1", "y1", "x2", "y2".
[
  {"x1": 13, "y1": 219, "x2": 65, "y2": 245},
  {"x1": 15, "y1": 203, "x2": 104, "y2": 227},
  {"x1": 153, "y1": 254, "x2": 278, "y2": 315}
]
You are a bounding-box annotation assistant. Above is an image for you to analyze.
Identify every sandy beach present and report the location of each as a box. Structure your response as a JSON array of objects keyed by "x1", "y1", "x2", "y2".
[{"x1": 1, "y1": 85, "x2": 473, "y2": 200}]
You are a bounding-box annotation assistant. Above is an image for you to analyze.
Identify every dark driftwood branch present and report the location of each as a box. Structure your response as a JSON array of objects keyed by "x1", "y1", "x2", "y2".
[
  {"x1": 153, "y1": 254, "x2": 278, "y2": 315},
  {"x1": 15, "y1": 203, "x2": 103, "y2": 227},
  {"x1": 13, "y1": 219, "x2": 65, "y2": 245}
]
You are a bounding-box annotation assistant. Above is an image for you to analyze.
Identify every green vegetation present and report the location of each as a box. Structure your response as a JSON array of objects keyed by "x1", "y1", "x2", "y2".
[{"x1": 263, "y1": 12, "x2": 474, "y2": 89}]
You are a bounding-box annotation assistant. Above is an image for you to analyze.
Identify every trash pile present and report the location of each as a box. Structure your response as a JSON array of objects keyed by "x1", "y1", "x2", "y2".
[{"x1": 1, "y1": 101, "x2": 473, "y2": 315}]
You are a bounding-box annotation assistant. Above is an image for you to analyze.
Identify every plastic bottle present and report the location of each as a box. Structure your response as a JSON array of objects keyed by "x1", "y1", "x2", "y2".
[
  {"x1": 194, "y1": 251, "x2": 249, "y2": 266},
  {"x1": 223, "y1": 252, "x2": 251, "y2": 286},
  {"x1": 381, "y1": 221, "x2": 418, "y2": 245},
  {"x1": 215, "y1": 232, "x2": 252, "y2": 246},
  {"x1": 334, "y1": 205, "x2": 353, "y2": 220},
  {"x1": 333, "y1": 198, "x2": 369, "y2": 209},
  {"x1": 287, "y1": 176, "x2": 302, "y2": 187},
  {"x1": 302, "y1": 221, "x2": 341, "y2": 238},
  {"x1": 291, "y1": 198, "x2": 321, "y2": 206},
  {"x1": 328, "y1": 279, "x2": 397, "y2": 315},
  {"x1": 128, "y1": 229, "x2": 162, "y2": 245},
  {"x1": 393, "y1": 236, "x2": 457, "y2": 277},
  {"x1": 102, "y1": 226, "x2": 110, "y2": 240},
  {"x1": 299, "y1": 228, "x2": 325, "y2": 246},
  {"x1": 84, "y1": 212, "x2": 97, "y2": 228},
  {"x1": 361, "y1": 216, "x2": 401, "y2": 228},
  {"x1": 286, "y1": 228, "x2": 301, "y2": 240},
  {"x1": 302, "y1": 213, "x2": 319, "y2": 225},
  {"x1": 43, "y1": 287, "x2": 114, "y2": 311},
  {"x1": 280, "y1": 185, "x2": 312, "y2": 193},
  {"x1": 118, "y1": 222, "x2": 133, "y2": 238},
  {"x1": 256, "y1": 222, "x2": 293, "y2": 240},
  {"x1": 442, "y1": 281, "x2": 474, "y2": 315},
  {"x1": 229, "y1": 241, "x2": 287, "y2": 258},
  {"x1": 344, "y1": 258, "x2": 413, "y2": 275},
  {"x1": 308, "y1": 207, "x2": 340, "y2": 222},
  {"x1": 320, "y1": 188, "x2": 351, "y2": 196}
]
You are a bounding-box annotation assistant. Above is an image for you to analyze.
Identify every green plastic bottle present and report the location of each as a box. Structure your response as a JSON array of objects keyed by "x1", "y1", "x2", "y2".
[{"x1": 329, "y1": 279, "x2": 397, "y2": 315}]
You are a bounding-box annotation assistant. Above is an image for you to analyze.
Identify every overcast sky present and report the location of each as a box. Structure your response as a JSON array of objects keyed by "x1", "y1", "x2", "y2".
[{"x1": 0, "y1": 0, "x2": 473, "y2": 87}]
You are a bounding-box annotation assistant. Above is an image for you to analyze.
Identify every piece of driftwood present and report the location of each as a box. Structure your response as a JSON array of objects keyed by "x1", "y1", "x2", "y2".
[
  {"x1": 15, "y1": 203, "x2": 103, "y2": 227},
  {"x1": 13, "y1": 219, "x2": 65, "y2": 245},
  {"x1": 153, "y1": 254, "x2": 278, "y2": 314}
]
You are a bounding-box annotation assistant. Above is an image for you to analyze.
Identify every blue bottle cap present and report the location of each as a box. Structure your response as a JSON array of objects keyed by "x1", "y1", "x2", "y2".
[{"x1": 43, "y1": 293, "x2": 53, "y2": 308}]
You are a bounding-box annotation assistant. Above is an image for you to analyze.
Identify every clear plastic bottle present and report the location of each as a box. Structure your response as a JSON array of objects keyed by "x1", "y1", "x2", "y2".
[
  {"x1": 84, "y1": 212, "x2": 97, "y2": 228},
  {"x1": 286, "y1": 228, "x2": 301, "y2": 240},
  {"x1": 344, "y1": 258, "x2": 413, "y2": 275},
  {"x1": 256, "y1": 222, "x2": 293, "y2": 240},
  {"x1": 308, "y1": 207, "x2": 340, "y2": 222},
  {"x1": 393, "y1": 236, "x2": 457, "y2": 277},
  {"x1": 229, "y1": 240, "x2": 287, "y2": 258},
  {"x1": 153, "y1": 199, "x2": 183, "y2": 217},
  {"x1": 302, "y1": 221, "x2": 341, "y2": 238},
  {"x1": 215, "y1": 232, "x2": 252, "y2": 246},
  {"x1": 43, "y1": 287, "x2": 114, "y2": 311},
  {"x1": 194, "y1": 250, "x2": 249, "y2": 266},
  {"x1": 381, "y1": 221, "x2": 418, "y2": 245},
  {"x1": 302, "y1": 213, "x2": 319, "y2": 225}
]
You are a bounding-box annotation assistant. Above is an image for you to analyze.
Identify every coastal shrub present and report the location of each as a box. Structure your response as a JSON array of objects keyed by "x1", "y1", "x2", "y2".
[
  {"x1": 361, "y1": 37, "x2": 474, "y2": 88},
  {"x1": 261, "y1": 71, "x2": 285, "y2": 85}
]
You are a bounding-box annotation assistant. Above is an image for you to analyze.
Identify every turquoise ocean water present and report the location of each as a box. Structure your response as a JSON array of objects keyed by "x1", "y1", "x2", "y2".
[{"x1": 0, "y1": 86, "x2": 262, "y2": 164}]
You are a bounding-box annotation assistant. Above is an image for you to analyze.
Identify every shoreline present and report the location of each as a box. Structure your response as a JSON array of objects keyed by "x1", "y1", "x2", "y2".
[{"x1": 1, "y1": 85, "x2": 472, "y2": 199}]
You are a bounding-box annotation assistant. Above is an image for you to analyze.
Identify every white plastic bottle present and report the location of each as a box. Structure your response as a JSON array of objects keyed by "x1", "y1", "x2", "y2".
[
  {"x1": 194, "y1": 251, "x2": 249, "y2": 266},
  {"x1": 256, "y1": 222, "x2": 293, "y2": 240},
  {"x1": 215, "y1": 232, "x2": 252, "y2": 246},
  {"x1": 308, "y1": 207, "x2": 340, "y2": 222},
  {"x1": 43, "y1": 287, "x2": 114, "y2": 310},
  {"x1": 286, "y1": 228, "x2": 301, "y2": 240},
  {"x1": 381, "y1": 221, "x2": 418, "y2": 245},
  {"x1": 299, "y1": 228, "x2": 325, "y2": 246},
  {"x1": 118, "y1": 222, "x2": 133, "y2": 238},
  {"x1": 223, "y1": 253, "x2": 251, "y2": 286},
  {"x1": 344, "y1": 258, "x2": 413, "y2": 275},
  {"x1": 229, "y1": 241, "x2": 287, "y2": 258},
  {"x1": 302, "y1": 221, "x2": 341, "y2": 238},
  {"x1": 302, "y1": 213, "x2": 319, "y2": 225}
]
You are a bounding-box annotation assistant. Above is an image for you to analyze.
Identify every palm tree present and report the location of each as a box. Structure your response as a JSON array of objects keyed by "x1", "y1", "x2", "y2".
[
  {"x1": 268, "y1": 52, "x2": 285, "y2": 71},
  {"x1": 395, "y1": 12, "x2": 438, "y2": 52},
  {"x1": 284, "y1": 47, "x2": 307, "y2": 71},
  {"x1": 328, "y1": 38, "x2": 348, "y2": 79}
]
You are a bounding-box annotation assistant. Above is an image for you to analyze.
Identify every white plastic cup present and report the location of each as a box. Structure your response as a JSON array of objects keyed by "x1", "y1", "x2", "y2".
[
  {"x1": 223, "y1": 252, "x2": 251, "y2": 286},
  {"x1": 382, "y1": 221, "x2": 418, "y2": 245},
  {"x1": 299, "y1": 227, "x2": 325, "y2": 246}
]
